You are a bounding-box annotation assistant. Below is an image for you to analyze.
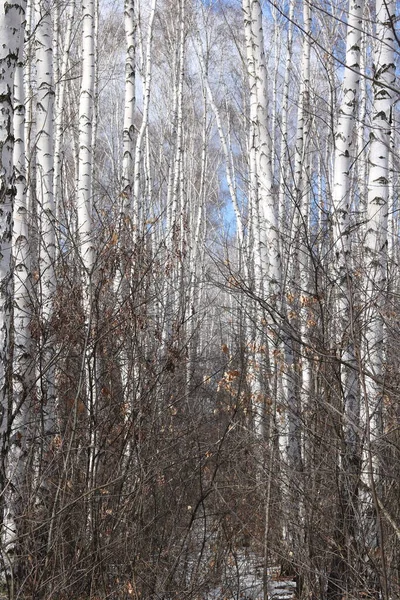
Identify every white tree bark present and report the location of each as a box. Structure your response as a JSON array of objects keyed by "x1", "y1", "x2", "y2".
[
  {"x1": 327, "y1": 4, "x2": 363, "y2": 590},
  {"x1": 130, "y1": 0, "x2": 156, "y2": 235},
  {"x1": 283, "y1": 0, "x2": 312, "y2": 482},
  {"x1": 77, "y1": 0, "x2": 95, "y2": 277},
  {"x1": 244, "y1": 0, "x2": 280, "y2": 299},
  {"x1": 278, "y1": 0, "x2": 294, "y2": 225},
  {"x1": 186, "y1": 88, "x2": 207, "y2": 390},
  {"x1": 356, "y1": 16, "x2": 368, "y2": 239},
  {"x1": 243, "y1": 0, "x2": 268, "y2": 443},
  {"x1": 332, "y1": 0, "x2": 362, "y2": 462},
  {"x1": 54, "y1": 0, "x2": 76, "y2": 228},
  {"x1": 0, "y1": 0, "x2": 26, "y2": 431},
  {"x1": 116, "y1": 0, "x2": 136, "y2": 431},
  {"x1": 364, "y1": 0, "x2": 395, "y2": 459},
  {"x1": 75, "y1": 0, "x2": 98, "y2": 540},
  {"x1": 165, "y1": 0, "x2": 185, "y2": 347},
  {"x1": 1, "y1": 2, "x2": 27, "y2": 555},
  {"x1": 122, "y1": 0, "x2": 136, "y2": 199},
  {"x1": 35, "y1": 0, "x2": 56, "y2": 434},
  {"x1": 13, "y1": 36, "x2": 31, "y2": 417}
]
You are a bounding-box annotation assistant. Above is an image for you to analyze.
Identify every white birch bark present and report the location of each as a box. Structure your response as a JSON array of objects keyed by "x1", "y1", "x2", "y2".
[
  {"x1": 242, "y1": 14, "x2": 284, "y2": 589},
  {"x1": 270, "y1": 5, "x2": 280, "y2": 173},
  {"x1": 164, "y1": 0, "x2": 185, "y2": 351},
  {"x1": 24, "y1": 0, "x2": 35, "y2": 238},
  {"x1": 332, "y1": 0, "x2": 362, "y2": 461},
  {"x1": 75, "y1": 0, "x2": 98, "y2": 539},
  {"x1": 327, "y1": 3, "x2": 363, "y2": 591},
  {"x1": 280, "y1": 0, "x2": 312, "y2": 564},
  {"x1": 129, "y1": 0, "x2": 156, "y2": 236},
  {"x1": 278, "y1": 0, "x2": 294, "y2": 225},
  {"x1": 116, "y1": 0, "x2": 136, "y2": 431},
  {"x1": 124, "y1": 0, "x2": 154, "y2": 405},
  {"x1": 356, "y1": 18, "x2": 368, "y2": 240},
  {"x1": 1, "y1": 2, "x2": 27, "y2": 555},
  {"x1": 293, "y1": 0, "x2": 311, "y2": 210},
  {"x1": 54, "y1": 0, "x2": 76, "y2": 227},
  {"x1": 387, "y1": 128, "x2": 395, "y2": 265},
  {"x1": 364, "y1": 0, "x2": 395, "y2": 459},
  {"x1": 186, "y1": 93, "x2": 207, "y2": 389},
  {"x1": 77, "y1": 0, "x2": 95, "y2": 278},
  {"x1": 290, "y1": 0, "x2": 312, "y2": 467},
  {"x1": 0, "y1": 0, "x2": 26, "y2": 435},
  {"x1": 276, "y1": 0, "x2": 297, "y2": 491},
  {"x1": 35, "y1": 0, "x2": 56, "y2": 434},
  {"x1": 122, "y1": 0, "x2": 136, "y2": 199},
  {"x1": 13, "y1": 38, "x2": 31, "y2": 419},
  {"x1": 246, "y1": 0, "x2": 280, "y2": 299},
  {"x1": 332, "y1": 0, "x2": 362, "y2": 270},
  {"x1": 243, "y1": 0, "x2": 268, "y2": 443}
]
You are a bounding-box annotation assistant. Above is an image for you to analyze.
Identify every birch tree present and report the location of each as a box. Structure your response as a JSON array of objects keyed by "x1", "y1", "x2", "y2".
[
  {"x1": 363, "y1": 0, "x2": 395, "y2": 591},
  {"x1": 242, "y1": 2, "x2": 287, "y2": 594},
  {"x1": 122, "y1": 0, "x2": 136, "y2": 200},
  {"x1": 35, "y1": 0, "x2": 56, "y2": 437},
  {"x1": 329, "y1": 1, "x2": 363, "y2": 593},
  {"x1": 54, "y1": 0, "x2": 76, "y2": 225},
  {"x1": 131, "y1": 0, "x2": 156, "y2": 234},
  {"x1": 77, "y1": 0, "x2": 95, "y2": 280},
  {"x1": 242, "y1": 0, "x2": 279, "y2": 443},
  {"x1": 0, "y1": 0, "x2": 26, "y2": 439},
  {"x1": 0, "y1": 0, "x2": 26, "y2": 561},
  {"x1": 75, "y1": 0, "x2": 98, "y2": 539},
  {"x1": 364, "y1": 0, "x2": 395, "y2": 448},
  {"x1": 4, "y1": 28, "x2": 33, "y2": 557}
]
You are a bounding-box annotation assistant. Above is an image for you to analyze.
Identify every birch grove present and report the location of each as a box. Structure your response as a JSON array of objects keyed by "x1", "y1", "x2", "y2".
[{"x1": 0, "y1": 0, "x2": 400, "y2": 598}]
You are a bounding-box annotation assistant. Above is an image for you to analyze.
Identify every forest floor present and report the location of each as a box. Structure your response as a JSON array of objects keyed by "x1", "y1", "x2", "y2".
[{"x1": 209, "y1": 557, "x2": 296, "y2": 599}]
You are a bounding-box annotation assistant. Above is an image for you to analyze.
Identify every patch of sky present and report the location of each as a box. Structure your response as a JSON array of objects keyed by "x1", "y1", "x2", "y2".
[
  {"x1": 217, "y1": 165, "x2": 248, "y2": 240},
  {"x1": 197, "y1": 0, "x2": 238, "y2": 9},
  {"x1": 220, "y1": 177, "x2": 237, "y2": 236}
]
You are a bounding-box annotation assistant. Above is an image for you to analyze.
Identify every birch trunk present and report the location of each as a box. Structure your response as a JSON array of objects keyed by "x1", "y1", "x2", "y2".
[
  {"x1": 13, "y1": 35, "x2": 31, "y2": 421},
  {"x1": 117, "y1": 0, "x2": 136, "y2": 433},
  {"x1": 0, "y1": 0, "x2": 26, "y2": 558},
  {"x1": 278, "y1": 0, "x2": 294, "y2": 224},
  {"x1": 364, "y1": 0, "x2": 395, "y2": 461},
  {"x1": 163, "y1": 0, "x2": 185, "y2": 357},
  {"x1": 356, "y1": 17, "x2": 368, "y2": 238},
  {"x1": 327, "y1": 1, "x2": 363, "y2": 593},
  {"x1": 332, "y1": 0, "x2": 362, "y2": 468},
  {"x1": 76, "y1": 0, "x2": 97, "y2": 537},
  {"x1": 130, "y1": 0, "x2": 156, "y2": 236},
  {"x1": 0, "y1": 0, "x2": 26, "y2": 440},
  {"x1": 243, "y1": 0, "x2": 268, "y2": 444},
  {"x1": 35, "y1": 0, "x2": 56, "y2": 436},
  {"x1": 5, "y1": 31, "x2": 33, "y2": 554},
  {"x1": 186, "y1": 92, "x2": 207, "y2": 390},
  {"x1": 286, "y1": 0, "x2": 312, "y2": 473},
  {"x1": 281, "y1": 0, "x2": 311, "y2": 571},
  {"x1": 54, "y1": 0, "x2": 76, "y2": 228},
  {"x1": 242, "y1": 2, "x2": 283, "y2": 593},
  {"x1": 248, "y1": 0, "x2": 280, "y2": 299},
  {"x1": 77, "y1": 0, "x2": 95, "y2": 279},
  {"x1": 363, "y1": 1, "x2": 395, "y2": 580},
  {"x1": 294, "y1": 0, "x2": 311, "y2": 417},
  {"x1": 122, "y1": 0, "x2": 136, "y2": 199}
]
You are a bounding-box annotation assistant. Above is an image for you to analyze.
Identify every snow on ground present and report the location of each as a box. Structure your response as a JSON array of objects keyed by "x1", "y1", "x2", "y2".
[{"x1": 205, "y1": 554, "x2": 296, "y2": 599}]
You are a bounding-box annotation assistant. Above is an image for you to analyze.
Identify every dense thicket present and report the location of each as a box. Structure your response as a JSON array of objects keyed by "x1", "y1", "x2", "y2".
[{"x1": 0, "y1": 0, "x2": 399, "y2": 598}]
